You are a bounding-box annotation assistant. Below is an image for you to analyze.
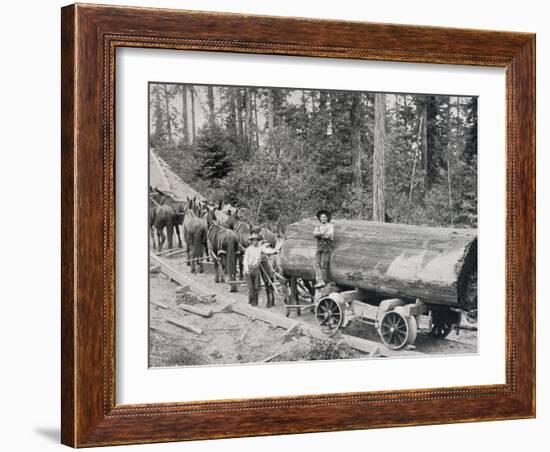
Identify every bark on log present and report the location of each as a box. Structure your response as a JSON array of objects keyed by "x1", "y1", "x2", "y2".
[{"x1": 281, "y1": 218, "x2": 477, "y2": 310}]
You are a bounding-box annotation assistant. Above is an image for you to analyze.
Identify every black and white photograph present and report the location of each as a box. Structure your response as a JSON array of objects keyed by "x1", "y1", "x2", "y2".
[{"x1": 148, "y1": 82, "x2": 478, "y2": 367}]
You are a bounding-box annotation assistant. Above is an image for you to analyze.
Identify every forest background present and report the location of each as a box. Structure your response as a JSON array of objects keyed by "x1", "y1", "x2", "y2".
[{"x1": 149, "y1": 83, "x2": 478, "y2": 232}]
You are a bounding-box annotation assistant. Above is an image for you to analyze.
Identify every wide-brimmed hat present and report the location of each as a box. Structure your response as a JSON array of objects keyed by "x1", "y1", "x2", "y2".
[
  {"x1": 249, "y1": 233, "x2": 262, "y2": 241},
  {"x1": 316, "y1": 209, "x2": 332, "y2": 222}
]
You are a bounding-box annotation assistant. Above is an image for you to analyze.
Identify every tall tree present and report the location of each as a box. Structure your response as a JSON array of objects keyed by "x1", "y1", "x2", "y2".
[
  {"x1": 420, "y1": 98, "x2": 428, "y2": 192},
  {"x1": 236, "y1": 88, "x2": 244, "y2": 138},
  {"x1": 463, "y1": 96, "x2": 478, "y2": 164},
  {"x1": 181, "y1": 85, "x2": 189, "y2": 145},
  {"x1": 253, "y1": 91, "x2": 260, "y2": 147},
  {"x1": 190, "y1": 87, "x2": 197, "y2": 143},
  {"x1": 373, "y1": 93, "x2": 386, "y2": 221},
  {"x1": 207, "y1": 86, "x2": 215, "y2": 119},
  {"x1": 446, "y1": 96, "x2": 455, "y2": 227},
  {"x1": 151, "y1": 85, "x2": 165, "y2": 146},
  {"x1": 350, "y1": 93, "x2": 363, "y2": 188},
  {"x1": 244, "y1": 90, "x2": 254, "y2": 155},
  {"x1": 162, "y1": 84, "x2": 173, "y2": 142},
  {"x1": 266, "y1": 88, "x2": 274, "y2": 132}
]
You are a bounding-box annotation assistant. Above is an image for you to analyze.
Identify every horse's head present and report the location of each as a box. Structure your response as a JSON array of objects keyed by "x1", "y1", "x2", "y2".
[
  {"x1": 225, "y1": 208, "x2": 239, "y2": 230},
  {"x1": 202, "y1": 204, "x2": 218, "y2": 229}
]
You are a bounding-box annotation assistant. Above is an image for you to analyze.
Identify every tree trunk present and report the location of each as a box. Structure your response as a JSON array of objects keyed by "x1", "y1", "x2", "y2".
[
  {"x1": 421, "y1": 99, "x2": 428, "y2": 191},
  {"x1": 181, "y1": 85, "x2": 189, "y2": 145},
  {"x1": 281, "y1": 218, "x2": 477, "y2": 310},
  {"x1": 162, "y1": 84, "x2": 172, "y2": 142},
  {"x1": 267, "y1": 89, "x2": 274, "y2": 132},
  {"x1": 318, "y1": 91, "x2": 328, "y2": 135},
  {"x1": 207, "y1": 86, "x2": 215, "y2": 120},
  {"x1": 350, "y1": 93, "x2": 363, "y2": 189},
  {"x1": 373, "y1": 93, "x2": 386, "y2": 221},
  {"x1": 407, "y1": 114, "x2": 423, "y2": 210},
  {"x1": 236, "y1": 88, "x2": 244, "y2": 138},
  {"x1": 245, "y1": 91, "x2": 254, "y2": 154},
  {"x1": 152, "y1": 87, "x2": 164, "y2": 145},
  {"x1": 190, "y1": 87, "x2": 196, "y2": 143},
  {"x1": 253, "y1": 91, "x2": 260, "y2": 147},
  {"x1": 446, "y1": 97, "x2": 455, "y2": 227}
]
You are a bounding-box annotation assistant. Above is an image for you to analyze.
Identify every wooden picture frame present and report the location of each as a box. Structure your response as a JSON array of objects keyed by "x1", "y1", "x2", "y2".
[{"x1": 61, "y1": 3, "x2": 535, "y2": 447}]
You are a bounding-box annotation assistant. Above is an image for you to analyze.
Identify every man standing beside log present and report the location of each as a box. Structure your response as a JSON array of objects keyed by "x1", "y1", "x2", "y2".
[
  {"x1": 243, "y1": 233, "x2": 279, "y2": 306},
  {"x1": 313, "y1": 209, "x2": 334, "y2": 288}
]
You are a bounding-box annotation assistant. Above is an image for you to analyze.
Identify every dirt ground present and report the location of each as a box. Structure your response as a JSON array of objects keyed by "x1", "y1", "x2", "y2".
[
  {"x1": 149, "y1": 159, "x2": 478, "y2": 368},
  {"x1": 149, "y1": 253, "x2": 477, "y2": 367}
]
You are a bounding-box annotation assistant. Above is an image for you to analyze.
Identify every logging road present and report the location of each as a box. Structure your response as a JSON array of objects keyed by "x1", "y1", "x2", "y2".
[{"x1": 149, "y1": 157, "x2": 478, "y2": 367}]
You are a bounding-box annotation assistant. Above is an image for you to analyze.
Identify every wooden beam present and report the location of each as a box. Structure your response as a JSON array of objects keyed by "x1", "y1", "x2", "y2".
[
  {"x1": 179, "y1": 304, "x2": 213, "y2": 318},
  {"x1": 166, "y1": 318, "x2": 203, "y2": 335},
  {"x1": 230, "y1": 303, "x2": 298, "y2": 330},
  {"x1": 151, "y1": 254, "x2": 215, "y2": 297}
]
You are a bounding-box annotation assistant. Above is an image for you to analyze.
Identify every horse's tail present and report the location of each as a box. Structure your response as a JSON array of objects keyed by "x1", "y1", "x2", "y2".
[
  {"x1": 192, "y1": 219, "x2": 206, "y2": 259},
  {"x1": 225, "y1": 232, "x2": 237, "y2": 284},
  {"x1": 207, "y1": 225, "x2": 216, "y2": 254}
]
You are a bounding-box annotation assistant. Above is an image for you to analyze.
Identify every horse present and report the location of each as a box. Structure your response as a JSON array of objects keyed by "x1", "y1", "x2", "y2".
[
  {"x1": 182, "y1": 199, "x2": 208, "y2": 274},
  {"x1": 204, "y1": 209, "x2": 239, "y2": 293},
  {"x1": 150, "y1": 188, "x2": 185, "y2": 248},
  {"x1": 149, "y1": 195, "x2": 159, "y2": 249},
  {"x1": 153, "y1": 204, "x2": 175, "y2": 252}
]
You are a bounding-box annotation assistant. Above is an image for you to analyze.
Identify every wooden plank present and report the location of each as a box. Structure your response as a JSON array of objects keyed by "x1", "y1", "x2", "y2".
[
  {"x1": 179, "y1": 304, "x2": 213, "y2": 318},
  {"x1": 150, "y1": 254, "x2": 214, "y2": 297},
  {"x1": 151, "y1": 301, "x2": 169, "y2": 310},
  {"x1": 156, "y1": 247, "x2": 187, "y2": 257},
  {"x1": 230, "y1": 303, "x2": 298, "y2": 330},
  {"x1": 166, "y1": 318, "x2": 203, "y2": 335}
]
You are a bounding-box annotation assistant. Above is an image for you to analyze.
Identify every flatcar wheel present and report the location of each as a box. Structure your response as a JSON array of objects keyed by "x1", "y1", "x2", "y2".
[
  {"x1": 429, "y1": 321, "x2": 453, "y2": 339},
  {"x1": 379, "y1": 310, "x2": 411, "y2": 350},
  {"x1": 315, "y1": 297, "x2": 343, "y2": 333}
]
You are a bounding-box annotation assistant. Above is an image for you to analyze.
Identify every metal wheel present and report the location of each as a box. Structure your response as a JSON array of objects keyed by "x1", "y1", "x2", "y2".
[
  {"x1": 315, "y1": 297, "x2": 344, "y2": 333},
  {"x1": 378, "y1": 310, "x2": 412, "y2": 350}
]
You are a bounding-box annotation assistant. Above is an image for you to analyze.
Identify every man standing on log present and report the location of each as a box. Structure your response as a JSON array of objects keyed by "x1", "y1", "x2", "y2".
[{"x1": 313, "y1": 209, "x2": 334, "y2": 288}]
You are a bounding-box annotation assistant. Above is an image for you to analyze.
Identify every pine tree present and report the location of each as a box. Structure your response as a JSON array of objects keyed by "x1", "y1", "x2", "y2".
[{"x1": 193, "y1": 120, "x2": 232, "y2": 182}]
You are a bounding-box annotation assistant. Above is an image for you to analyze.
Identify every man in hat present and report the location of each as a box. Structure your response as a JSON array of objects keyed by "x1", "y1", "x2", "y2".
[
  {"x1": 243, "y1": 232, "x2": 279, "y2": 306},
  {"x1": 313, "y1": 209, "x2": 334, "y2": 288}
]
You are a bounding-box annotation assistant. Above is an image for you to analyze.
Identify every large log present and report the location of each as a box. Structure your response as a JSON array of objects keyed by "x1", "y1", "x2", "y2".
[{"x1": 281, "y1": 218, "x2": 477, "y2": 310}]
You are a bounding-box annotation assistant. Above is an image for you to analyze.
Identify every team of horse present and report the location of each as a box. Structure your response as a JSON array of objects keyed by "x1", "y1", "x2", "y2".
[{"x1": 150, "y1": 188, "x2": 280, "y2": 296}]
